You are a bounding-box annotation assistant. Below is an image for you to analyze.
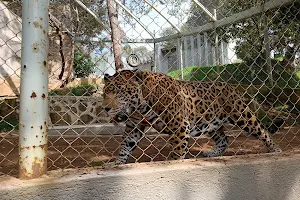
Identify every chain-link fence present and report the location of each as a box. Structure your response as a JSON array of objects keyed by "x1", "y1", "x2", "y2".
[{"x1": 0, "y1": 0, "x2": 299, "y2": 178}]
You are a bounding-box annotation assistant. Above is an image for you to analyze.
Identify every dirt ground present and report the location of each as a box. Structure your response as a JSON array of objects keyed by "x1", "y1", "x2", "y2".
[{"x1": 1, "y1": 126, "x2": 300, "y2": 177}]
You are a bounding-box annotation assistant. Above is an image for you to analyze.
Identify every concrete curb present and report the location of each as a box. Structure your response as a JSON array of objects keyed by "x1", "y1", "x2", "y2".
[{"x1": 1, "y1": 153, "x2": 300, "y2": 200}]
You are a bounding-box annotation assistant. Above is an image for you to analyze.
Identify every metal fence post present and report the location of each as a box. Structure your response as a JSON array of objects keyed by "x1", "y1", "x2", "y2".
[
  {"x1": 177, "y1": 37, "x2": 184, "y2": 79},
  {"x1": 19, "y1": 0, "x2": 49, "y2": 179},
  {"x1": 153, "y1": 30, "x2": 157, "y2": 72},
  {"x1": 213, "y1": 9, "x2": 220, "y2": 74},
  {"x1": 263, "y1": 12, "x2": 273, "y2": 87}
]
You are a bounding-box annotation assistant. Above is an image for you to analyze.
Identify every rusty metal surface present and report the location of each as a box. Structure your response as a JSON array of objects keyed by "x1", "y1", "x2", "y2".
[{"x1": 19, "y1": 0, "x2": 49, "y2": 180}]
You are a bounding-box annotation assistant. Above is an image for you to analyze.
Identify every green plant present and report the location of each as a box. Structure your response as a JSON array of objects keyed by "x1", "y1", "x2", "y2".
[
  {"x1": 73, "y1": 49, "x2": 96, "y2": 78},
  {"x1": 0, "y1": 119, "x2": 19, "y2": 132},
  {"x1": 168, "y1": 62, "x2": 300, "y2": 88},
  {"x1": 49, "y1": 84, "x2": 98, "y2": 96},
  {"x1": 71, "y1": 84, "x2": 98, "y2": 96}
]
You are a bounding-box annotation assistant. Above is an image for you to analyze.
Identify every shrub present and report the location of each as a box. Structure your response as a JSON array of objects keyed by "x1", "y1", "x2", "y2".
[
  {"x1": 73, "y1": 49, "x2": 96, "y2": 78},
  {"x1": 168, "y1": 62, "x2": 300, "y2": 88},
  {"x1": 49, "y1": 84, "x2": 98, "y2": 96}
]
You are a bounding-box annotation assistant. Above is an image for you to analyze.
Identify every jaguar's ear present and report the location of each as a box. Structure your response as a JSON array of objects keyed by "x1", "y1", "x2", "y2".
[
  {"x1": 135, "y1": 70, "x2": 143, "y2": 83},
  {"x1": 104, "y1": 74, "x2": 110, "y2": 81}
]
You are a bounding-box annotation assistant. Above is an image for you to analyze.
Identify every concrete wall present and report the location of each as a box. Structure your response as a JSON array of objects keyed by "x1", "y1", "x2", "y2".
[
  {"x1": 0, "y1": 1, "x2": 22, "y2": 96},
  {"x1": 1, "y1": 154, "x2": 300, "y2": 200}
]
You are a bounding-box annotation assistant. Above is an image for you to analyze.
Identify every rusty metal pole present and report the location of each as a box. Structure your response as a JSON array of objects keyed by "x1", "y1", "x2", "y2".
[{"x1": 19, "y1": 0, "x2": 49, "y2": 179}]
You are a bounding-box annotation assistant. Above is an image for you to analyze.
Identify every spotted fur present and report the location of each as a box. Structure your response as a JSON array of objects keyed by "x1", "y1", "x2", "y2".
[{"x1": 102, "y1": 70, "x2": 281, "y2": 164}]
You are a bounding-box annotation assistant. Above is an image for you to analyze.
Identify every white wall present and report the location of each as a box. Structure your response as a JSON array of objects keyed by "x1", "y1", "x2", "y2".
[{"x1": 0, "y1": 2, "x2": 22, "y2": 79}]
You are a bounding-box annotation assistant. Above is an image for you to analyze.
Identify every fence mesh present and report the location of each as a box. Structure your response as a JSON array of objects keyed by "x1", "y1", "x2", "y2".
[{"x1": 0, "y1": 0, "x2": 299, "y2": 177}]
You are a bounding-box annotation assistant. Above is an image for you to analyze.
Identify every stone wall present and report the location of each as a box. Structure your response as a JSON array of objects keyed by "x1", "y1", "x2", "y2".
[
  {"x1": 49, "y1": 96, "x2": 109, "y2": 126},
  {"x1": 0, "y1": 95, "x2": 109, "y2": 127}
]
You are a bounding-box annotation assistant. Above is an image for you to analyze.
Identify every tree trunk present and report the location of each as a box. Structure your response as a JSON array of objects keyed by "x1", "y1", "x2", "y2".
[
  {"x1": 61, "y1": 6, "x2": 80, "y2": 88},
  {"x1": 107, "y1": 0, "x2": 124, "y2": 70}
]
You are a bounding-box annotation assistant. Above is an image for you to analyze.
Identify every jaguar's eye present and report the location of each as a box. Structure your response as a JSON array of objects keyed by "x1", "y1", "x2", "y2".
[{"x1": 106, "y1": 84, "x2": 116, "y2": 91}]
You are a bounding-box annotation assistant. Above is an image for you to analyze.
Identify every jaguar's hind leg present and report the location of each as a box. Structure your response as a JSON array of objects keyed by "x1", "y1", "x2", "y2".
[
  {"x1": 203, "y1": 126, "x2": 229, "y2": 157},
  {"x1": 168, "y1": 121, "x2": 191, "y2": 160},
  {"x1": 229, "y1": 105, "x2": 281, "y2": 153}
]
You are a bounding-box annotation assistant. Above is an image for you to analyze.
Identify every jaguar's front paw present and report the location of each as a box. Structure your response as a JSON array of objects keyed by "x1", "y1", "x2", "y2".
[{"x1": 202, "y1": 149, "x2": 224, "y2": 157}]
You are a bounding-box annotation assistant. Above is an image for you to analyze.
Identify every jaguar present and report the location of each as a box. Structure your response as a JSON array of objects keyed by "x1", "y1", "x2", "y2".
[{"x1": 102, "y1": 69, "x2": 282, "y2": 164}]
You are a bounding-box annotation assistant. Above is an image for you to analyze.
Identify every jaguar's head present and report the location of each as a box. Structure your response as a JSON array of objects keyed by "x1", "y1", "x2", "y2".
[{"x1": 102, "y1": 70, "x2": 143, "y2": 122}]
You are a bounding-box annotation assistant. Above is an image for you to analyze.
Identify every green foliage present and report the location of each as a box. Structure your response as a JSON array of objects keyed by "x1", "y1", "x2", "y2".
[
  {"x1": 167, "y1": 62, "x2": 300, "y2": 88},
  {"x1": 167, "y1": 65, "x2": 201, "y2": 80},
  {"x1": 49, "y1": 84, "x2": 98, "y2": 96},
  {"x1": 184, "y1": 1, "x2": 300, "y2": 65},
  {"x1": 63, "y1": 1, "x2": 106, "y2": 38},
  {"x1": 47, "y1": 1, "x2": 107, "y2": 53},
  {"x1": 0, "y1": 119, "x2": 18, "y2": 132},
  {"x1": 71, "y1": 84, "x2": 98, "y2": 96},
  {"x1": 74, "y1": 0, "x2": 107, "y2": 38},
  {"x1": 73, "y1": 49, "x2": 96, "y2": 78},
  {"x1": 168, "y1": 64, "x2": 239, "y2": 82},
  {"x1": 221, "y1": 1, "x2": 299, "y2": 64}
]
